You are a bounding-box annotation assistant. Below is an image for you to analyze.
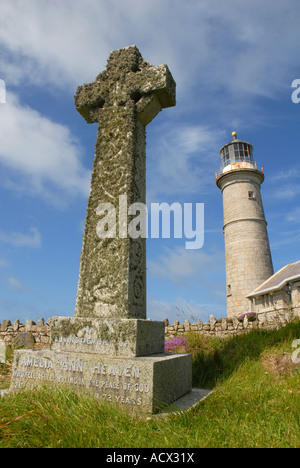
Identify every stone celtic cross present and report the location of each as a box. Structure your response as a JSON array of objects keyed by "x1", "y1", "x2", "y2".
[
  {"x1": 74, "y1": 45, "x2": 176, "y2": 319},
  {"x1": 10, "y1": 48, "x2": 193, "y2": 414}
]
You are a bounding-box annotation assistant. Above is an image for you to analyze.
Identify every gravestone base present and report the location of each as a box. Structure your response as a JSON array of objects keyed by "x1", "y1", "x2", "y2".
[
  {"x1": 50, "y1": 316, "x2": 165, "y2": 357},
  {"x1": 9, "y1": 349, "x2": 192, "y2": 414},
  {"x1": 9, "y1": 315, "x2": 193, "y2": 414}
]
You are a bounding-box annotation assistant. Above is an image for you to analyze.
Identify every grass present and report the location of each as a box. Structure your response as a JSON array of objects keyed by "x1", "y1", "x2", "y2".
[
  {"x1": 0, "y1": 321, "x2": 299, "y2": 448},
  {"x1": 0, "y1": 346, "x2": 13, "y2": 391},
  {"x1": 189, "y1": 321, "x2": 300, "y2": 389}
]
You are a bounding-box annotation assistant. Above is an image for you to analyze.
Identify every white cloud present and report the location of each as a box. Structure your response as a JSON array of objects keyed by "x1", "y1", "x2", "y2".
[
  {"x1": 269, "y1": 167, "x2": 300, "y2": 201},
  {"x1": 147, "y1": 296, "x2": 207, "y2": 322},
  {"x1": 148, "y1": 245, "x2": 224, "y2": 286},
  {"x1": 0, "y1": 0, "x2": 299, "y2": 101},
  {"x1": 0, "y1": 227, "x2": 41, "y2": 248},
  {"x1": 147, "y1": 245, "x2": 226, "y2": 322},
  {"x1": 147, "y1": 124, "x2": 225, "y2": 200},
  {"x1": 270, "y1": 228, "x2": 300, "y2": 252},
  {"x1": 0, "y1": 92, "x2": 90, "y2": 204},
  {"x1": 286, "y1": 207, "x2": 300, "y2": 223},
  {"x1": 7, "y1": 276, "x2": 28, "y2": 292},
  {"x1": 147, "y1": 296, "x2": 223, "y2": 323},
  {"x1": 0, "y1": 0, "x2": 108, "y2": 89},
  {"x1": 0, "y1": 0, "x2": 155, "y2": 89}
]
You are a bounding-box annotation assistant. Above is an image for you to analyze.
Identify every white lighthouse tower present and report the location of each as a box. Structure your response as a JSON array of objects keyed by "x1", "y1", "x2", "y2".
[{"x1": 216, "y1": 132, "x2": 274, "y2": 318}]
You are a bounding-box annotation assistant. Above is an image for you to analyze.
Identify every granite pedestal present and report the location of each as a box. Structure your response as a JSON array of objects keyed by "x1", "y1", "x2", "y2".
[{"x1": 10, "y1": 318, "x2": 192, "y2": 414}]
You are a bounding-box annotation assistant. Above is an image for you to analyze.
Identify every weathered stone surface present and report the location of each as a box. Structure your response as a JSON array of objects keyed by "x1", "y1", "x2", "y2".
[
  {"x1": 0, "y1": 340, "x2": 6, "y2": 364},
  {"x1": 25, "y1": 319, "x2": 36, "y2": 331},
  {"x1": 37, "y1": 318, "x2": 45, "y2": 329},
  {"x1": 13, "y1": 332, "x2": 35, "y2": 349},
  {"x1": 74, "y1": 45, "x2": 176, "y2": 320},
  {"x1": 10, "y1": 349, "x2": 192, "y2": 414},
  {"x1": 209, "y1": 315, "x2": 217, "y2": 331},
  {"x1": 1, "y1": 320, "x2": 11, "y2": 332},
  {"x1": 50, "y1": 316, "x2": 165, "y2": 356},
  {"x1": 221, "y1": 318, "x2": 228, "y2": 331}
]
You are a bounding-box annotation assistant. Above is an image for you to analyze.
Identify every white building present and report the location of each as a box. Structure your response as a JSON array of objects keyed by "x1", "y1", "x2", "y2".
[{"x1": 247, "y1": 261, "x2": 300, "y2": 319}]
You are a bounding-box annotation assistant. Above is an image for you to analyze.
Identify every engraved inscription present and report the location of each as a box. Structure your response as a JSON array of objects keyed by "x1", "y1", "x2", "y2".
[
  {"x1": 11, "y1": 353, "x2": 152, "y2": 409},
  {"x1": 54, "y1": 335, "x2": 129, "y2": 348},
  {"x1": 92, "y1": 362, "x2": 140, "y2": 378}
]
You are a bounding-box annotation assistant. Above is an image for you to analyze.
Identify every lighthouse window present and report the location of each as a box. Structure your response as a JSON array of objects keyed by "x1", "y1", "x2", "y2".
[
  {"x1": 234, "y1": 143, "x2": 239, "y2": 160},
  {"x1": 248, "y1": 146, "x2": 254, "y2": 161},
  {"x1": 243, "y1": 144, "x2": 250, "y2": 159},
  {"x1": 222, "y1": 146, "x2": 230, "y2": 167},
  {"x1": 224, "y1": 147, "x2": 229, "y2": 162},
  {"x1": 233, "y1": 142, "x2": 250, "y2": 161},
  {"x1": 222, "y1": 141, "x2": 254, "y2": 166}
]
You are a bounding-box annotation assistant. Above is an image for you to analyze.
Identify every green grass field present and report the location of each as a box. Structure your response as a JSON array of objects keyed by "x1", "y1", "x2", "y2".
[{"x1": 0, "y1": 321, "x2": 299, "y2": 448}]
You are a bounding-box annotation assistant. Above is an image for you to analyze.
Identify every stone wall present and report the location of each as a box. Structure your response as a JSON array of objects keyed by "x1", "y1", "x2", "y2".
[
  {"x1": 0, "y1": 310, "x2": 298, "y2": 348},
  {"x1": 0, "y1": 319, "x2": 50, "y2": 348},
  {"x1": 163, "y1": 310, "x2": 297, "y2": 340}
]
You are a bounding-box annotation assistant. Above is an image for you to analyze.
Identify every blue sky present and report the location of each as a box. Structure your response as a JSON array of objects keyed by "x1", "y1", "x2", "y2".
[{"x1": 0, "y1": 0, "x2": 299, "y2": 325}]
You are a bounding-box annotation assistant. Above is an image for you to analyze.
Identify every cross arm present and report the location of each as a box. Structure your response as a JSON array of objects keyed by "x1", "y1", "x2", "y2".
[
  {"x1": 74, "y1": 81, "x2": 106, "y2": 124},
  {"x1": 129, "y1": 64, "x2": 176, "y2": 126},
  {"x1": 129, "y1": 64, "x2": 176, "y2": 109}
]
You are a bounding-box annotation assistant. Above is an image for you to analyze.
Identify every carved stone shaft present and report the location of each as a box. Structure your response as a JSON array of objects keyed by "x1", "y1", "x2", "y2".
[{"x1": 74, "y1": 45, "x2": 176, "y2": 319}]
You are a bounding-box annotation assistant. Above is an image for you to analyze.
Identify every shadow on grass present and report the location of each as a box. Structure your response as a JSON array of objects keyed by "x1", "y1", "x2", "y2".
[{"x1": 191, "y1": 320, "x2": 300, "y2": 389}]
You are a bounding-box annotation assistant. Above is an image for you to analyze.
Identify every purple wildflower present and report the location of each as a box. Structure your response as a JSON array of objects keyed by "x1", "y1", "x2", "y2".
[
  {"x1": 238, "y1": 312, "x2": 257, "y2": 321},
  {"x1": 165, "y1": 336, "x2": 188, "y2": 352}
]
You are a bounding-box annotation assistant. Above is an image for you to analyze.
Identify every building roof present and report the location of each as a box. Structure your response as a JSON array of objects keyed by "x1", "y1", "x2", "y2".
[{"x1": 247, "y1": 261, "x2": 300, "y2": 297}]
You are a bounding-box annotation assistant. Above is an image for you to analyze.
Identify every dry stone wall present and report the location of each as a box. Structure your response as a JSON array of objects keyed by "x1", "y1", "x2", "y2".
[
  {"x1": 0, "y1": 319, "x2": 50, "y2": 348},
  {"x1": 163, "y1": 310, "x2": 297, "y2": 340},
  {"x1": 0, "y1": 310, "x2": 297, "y2": 348}
]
